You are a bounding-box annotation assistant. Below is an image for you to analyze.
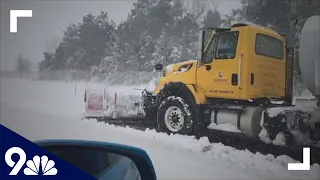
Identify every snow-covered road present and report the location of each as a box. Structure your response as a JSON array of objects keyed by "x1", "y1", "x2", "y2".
[{"x1": 1, "y1": 77, "x2": 319, "y2": 180}]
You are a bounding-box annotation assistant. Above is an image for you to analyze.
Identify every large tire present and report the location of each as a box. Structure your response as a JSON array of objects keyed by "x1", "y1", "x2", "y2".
[{"x1": 157, "y1": 96, "x2": 195, "y2": 135}]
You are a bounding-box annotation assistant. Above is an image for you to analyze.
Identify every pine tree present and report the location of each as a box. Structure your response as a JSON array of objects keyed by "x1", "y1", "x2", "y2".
[
  {"x1": 38, "y1": 52, "x2": 54, "y2": 71},
  {"x1": 202, "y1": 10, "x2": 221, "y2": 28},
  {"x1": 221, "y1": 8, "x2": 245, "y2": 28},
  {"x1": 153, "y1": 29, "x2": 173, "y2": 66}
]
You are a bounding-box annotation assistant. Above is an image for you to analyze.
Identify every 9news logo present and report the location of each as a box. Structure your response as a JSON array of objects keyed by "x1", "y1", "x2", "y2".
[{"x1": 5, "y1": 147, "x2": 58, "y2": 176}]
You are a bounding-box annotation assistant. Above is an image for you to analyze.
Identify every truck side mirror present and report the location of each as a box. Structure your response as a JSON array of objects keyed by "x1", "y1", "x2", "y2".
[
  {"x1": 197, "y1": 30, "x2": 206, "y2": 63},
  {"x1": 154, "y1": 64, "x2": 163, "y2": 71}
]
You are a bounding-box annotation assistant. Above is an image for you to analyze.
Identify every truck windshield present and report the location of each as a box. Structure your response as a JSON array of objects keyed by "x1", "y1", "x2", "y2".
[
  {"x1": 202, "y1": 31, "x2": 239, "y2": 63},
  {"x1": 215, "y1": 31, "x2": 239, "y2": 59},
  {"x1": 202, "y1": 33, "x2": 218, "y2": 64}
]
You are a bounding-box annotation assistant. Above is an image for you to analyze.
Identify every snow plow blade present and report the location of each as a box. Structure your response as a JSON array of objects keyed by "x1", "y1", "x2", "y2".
[{"x1": 84, "y1": 87, "x2": 146, "y2": 122}]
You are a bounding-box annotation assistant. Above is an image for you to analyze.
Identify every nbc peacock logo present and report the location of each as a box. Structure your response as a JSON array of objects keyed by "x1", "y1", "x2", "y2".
[
  {"x1": 5, "y1": 147, "x2": 58, "y2": 176},
  {"x1": 24, "y1": 155, "x2": 58, "y2": 175}
]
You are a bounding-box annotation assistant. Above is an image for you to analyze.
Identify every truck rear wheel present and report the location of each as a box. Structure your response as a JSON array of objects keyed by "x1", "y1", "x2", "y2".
[{"x1": 157, "y1": 96, "x2": 194, "y2": 135}]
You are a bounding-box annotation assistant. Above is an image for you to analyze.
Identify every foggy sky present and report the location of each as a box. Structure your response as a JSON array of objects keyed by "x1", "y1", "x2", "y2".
[{"x1": 0, "y1": 0, "x2": 241, "y2": 71}]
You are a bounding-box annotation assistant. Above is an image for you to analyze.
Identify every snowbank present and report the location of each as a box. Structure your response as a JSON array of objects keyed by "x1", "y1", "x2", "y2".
[{"x1": 81, "y1": 120, "x2": 320, "y2": 179}]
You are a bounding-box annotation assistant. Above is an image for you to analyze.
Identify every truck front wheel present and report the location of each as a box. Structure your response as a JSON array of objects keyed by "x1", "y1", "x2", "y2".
[{"x1": 157, "y1": 96, "x2": 194, "y2": 135}]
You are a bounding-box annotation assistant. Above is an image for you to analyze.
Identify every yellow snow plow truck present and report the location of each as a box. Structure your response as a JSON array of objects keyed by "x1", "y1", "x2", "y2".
[{"x1": 84, "y1": 16, "x2": 320, "y2": 147}]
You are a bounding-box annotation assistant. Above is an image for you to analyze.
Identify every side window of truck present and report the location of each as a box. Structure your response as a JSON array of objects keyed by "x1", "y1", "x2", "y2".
[
  {"x1": 255, "y1": 33, "x2": 284, "y2": 59},
  {"x1": 215, "y1": 31, "x2": 239, "y2": 60}
]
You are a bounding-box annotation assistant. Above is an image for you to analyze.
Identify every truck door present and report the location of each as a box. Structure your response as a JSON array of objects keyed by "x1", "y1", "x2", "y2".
[{"x1": 197, "y1": 30, "x2": 242, "y2": 99}]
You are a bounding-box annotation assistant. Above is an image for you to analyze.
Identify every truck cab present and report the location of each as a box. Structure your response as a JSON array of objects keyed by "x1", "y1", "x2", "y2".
[
  {"x1": 198, "y1": 23, "x2": 287, "y2": 100},
  {"x1": 154, "y1": 23, "x2": 288, "y2": 104}
]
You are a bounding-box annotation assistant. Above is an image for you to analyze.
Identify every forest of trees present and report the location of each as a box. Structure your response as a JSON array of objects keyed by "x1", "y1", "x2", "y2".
[
  {"x1": 38, "y1": 0, "x2": 223, "y2": 74},
  {"x1": 38, "y1": 0, "x2": 320, "y2": 81}
]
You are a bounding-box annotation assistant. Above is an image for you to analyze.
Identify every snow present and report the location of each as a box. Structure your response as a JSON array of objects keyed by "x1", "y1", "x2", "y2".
[
  {"x1": 166, "y1": 96, "x2": 191, "y2": 117},
  {"x1": 164, "y1": 64, "x2": 174, "y2": 73},
  {"x1": 266, "y1": 107, "x2": 298, "y2": 118},
  {"x1": 270, "y1": 100, "x2": 285, "y2": 105},
  {"x1": 258, "y1": 110, "x2": 273, "y2": 144},
  {"x1": 272, "y1": 132, "x2": 287, "y2": 146},
  {"x1": 208, "y1": 123, "x2": 242, "y2": 133},
  {"x1": 179, "y1": 67, "x2": 188, "y2": 72},
  {"x1": 144, "y1": 73, "x2": 161, "y2": 93},
  {"x1": 297, "y1": 89, "x2": 315, "y2": 100},
  {"x1": 259, "y1": 128, "x2": 272, "y2": 144},
  {"x1": 1, "y1": 77, "x2": 320, "y2": 180}
]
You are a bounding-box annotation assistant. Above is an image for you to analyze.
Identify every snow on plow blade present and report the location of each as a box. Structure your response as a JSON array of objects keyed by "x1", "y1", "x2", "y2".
[{"x1": 84, "y1": 87, "x2": 145, "y2": 120}]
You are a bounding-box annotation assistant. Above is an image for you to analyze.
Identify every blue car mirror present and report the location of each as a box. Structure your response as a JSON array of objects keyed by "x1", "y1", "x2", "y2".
[{"x1": 35, "y1": 140, "x2": 157, "y2": 180}]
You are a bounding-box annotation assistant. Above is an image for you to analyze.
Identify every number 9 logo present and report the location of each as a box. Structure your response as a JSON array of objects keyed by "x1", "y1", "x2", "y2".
[{"x1": 5, "y1": 147, "x2": 27, "y2": 175}]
